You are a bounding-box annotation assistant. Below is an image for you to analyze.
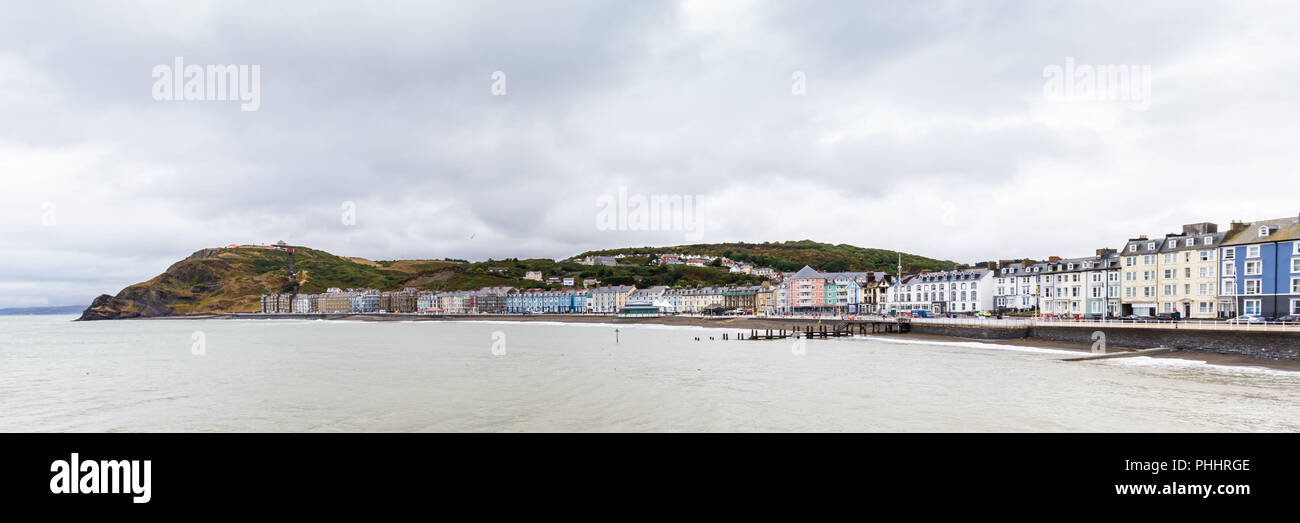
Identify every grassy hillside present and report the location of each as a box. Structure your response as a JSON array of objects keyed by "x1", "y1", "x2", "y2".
[
  {"x1": 79, "y1": 245, "x2": 765, "y2": 319},
  {"x1": 575, "y1": 240, "x2": 961, "y2": 273}
]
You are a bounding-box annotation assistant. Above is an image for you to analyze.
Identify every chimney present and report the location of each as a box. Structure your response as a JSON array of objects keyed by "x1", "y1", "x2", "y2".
[
  {"x1": 1048, "y1": 256, "x2": 1061, "y2": 263},
  {"x1": 1182, "y1": 222, "x2": 1218, "y2": 235},
  {"x1": 1228, "y1": 221, "x2": 1249, "y2": 237}
]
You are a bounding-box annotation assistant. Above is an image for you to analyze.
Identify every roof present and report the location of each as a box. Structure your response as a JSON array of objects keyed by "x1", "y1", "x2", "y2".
[
  {"x1": 1159, "y1": 231, "x2": 1225, "y2": 252},
  {"x1": 1221, "y1": 216, "x2": 1300, "y2": 246},
  {"x1": 1120, "y1": 237, "x2": 1162, "y2": 256}
]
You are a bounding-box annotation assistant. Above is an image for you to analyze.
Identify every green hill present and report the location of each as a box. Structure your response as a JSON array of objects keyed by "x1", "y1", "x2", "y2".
[{"x1": 575, "y1": 240, "x2": 961, "y2": 273}]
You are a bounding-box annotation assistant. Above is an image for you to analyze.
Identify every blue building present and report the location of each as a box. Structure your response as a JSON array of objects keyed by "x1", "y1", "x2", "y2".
[{"x1": 1218, "y1": 216, "x2": 1300, "y2": 318}]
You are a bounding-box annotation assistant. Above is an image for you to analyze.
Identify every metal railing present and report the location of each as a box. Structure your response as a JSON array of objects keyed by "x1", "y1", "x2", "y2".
[{"x1": 890, "y1": 315, "x2": 1300, "y2": 332}]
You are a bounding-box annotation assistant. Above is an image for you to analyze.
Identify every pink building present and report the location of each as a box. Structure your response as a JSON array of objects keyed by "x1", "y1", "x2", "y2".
[{"x1": 789, "y1": 266, "x2": 826, "y2": 309}]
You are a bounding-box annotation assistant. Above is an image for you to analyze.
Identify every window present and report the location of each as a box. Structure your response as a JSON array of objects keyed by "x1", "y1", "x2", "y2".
[
  {"x1": 1245, "y1": 299, "x2": 1262, "y2": 315},
  {"x1": 1293, "y1": 257, "x2": 1300, "y2": 273},
  {"x1": 1248, "y1": 245, "x2": 1261, "y2": 258},
  {"x1": 1199, "y1": 302, "x2": 1213, "y2": 314},
  {"x1": 1223, "y1": 248, "x2": 1235, "y2": 260},
  {"x1": 1163, "y1": 284, "x2": 1176, "y2": 296},
  {"x1": 1222, "y1": 262, "x2": 1236, "y2": 276},
  {"x1": 1293, "y1": 277, "x2": 1300, "y2": 295},
  {"x1": 1294, "y1": 243, "x2": 1300, "y2": 256},
  {"x1": 1198, "y1": 251, "x2": 1210, "y2": 262},
  {"x1": 1245, "y1": 260, "x2": 1262, "y2": 275},
  {"x1": 1222, "y1": 278, "x2": 1235, "y2": 295},
  {"x1": 1144, "y1": 255, "x2": 1156, "y2": 265},
  {"x1": 1245, "y1": 279, "x2": 1262, "y2": 295},
  {"x1": 1124, "y1": 257, "x2": 1136, "y2": 267},
  {"x1": 1199, "y1": 283, "x2": 1213, "y2": 295},
  {"x1": 1293, "y1": 300, "x2": 1300, "y2": 316},
  {"x1": 1125, "y1": 287, "x2": 1135, "y2": 298},
  {"x1": 1147, "y1": 242, "x2": 1156, "y2": 250},
  {"x1": 1163, "y1": 253, "x2": 1175, "y2": 264},
  {"x1": 1185, "y1": 268, "x2": 1192, "y2": 278},
  {"x1": 1199, "y1": 267, "x2": 1211, "y2": 278},
  {"x1": 1186, "y1": 239, "x2": 1194, "y2": 247},
  {"x1": 1163, "y1": 269, "x2": 1175, "y2": 279},
  {"x1": 1129, "y1": 245, "x2": 1137, "y2": 252},
  {"x1": 1143, "y1": 286, "x2": 1155, "y2": 298},
  {"x1": 1259, "y1": 226, "x2": 1270, "y2": 238},
  {"x1": 1168, "y1": 241, "x2": 1176, "y2": 249}
]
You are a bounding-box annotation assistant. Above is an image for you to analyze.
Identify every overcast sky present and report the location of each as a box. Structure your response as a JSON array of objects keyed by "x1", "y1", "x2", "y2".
[{"x1": 3, "y1": 0, "x2": 1299, "y2": 307}]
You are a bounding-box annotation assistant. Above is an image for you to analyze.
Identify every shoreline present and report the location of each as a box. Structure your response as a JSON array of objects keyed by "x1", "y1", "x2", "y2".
[{"x1": 117, "y1": 312, "x2": 1300, "y2": 372}]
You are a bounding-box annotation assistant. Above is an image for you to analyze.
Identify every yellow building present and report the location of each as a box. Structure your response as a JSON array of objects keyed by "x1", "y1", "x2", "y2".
[
  {"x1": 755, "y1": 286, "x2": 775, "y2": 316},
  {"x1": 1154, "y1": 223, "x2": 1225, "y2": 319},
  {"x1": 1120, "y1": 235, "x2": 1161, "y2": 316}
]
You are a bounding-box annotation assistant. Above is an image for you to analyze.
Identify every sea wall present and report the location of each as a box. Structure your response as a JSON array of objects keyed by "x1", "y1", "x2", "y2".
[
  {"x1": 1026, "y1": 326, "x2": 1300, "y2": 362},
  {"x1": 908, "y1": 323, "x2": 1031, "y2": 340}
]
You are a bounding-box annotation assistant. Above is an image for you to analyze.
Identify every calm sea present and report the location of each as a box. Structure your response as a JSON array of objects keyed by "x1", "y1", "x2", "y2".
[{"x1": 2, "y1": 315, "x2": 1297, "y2": 432}]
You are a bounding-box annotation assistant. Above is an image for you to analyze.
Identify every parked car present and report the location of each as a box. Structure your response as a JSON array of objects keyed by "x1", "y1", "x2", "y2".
[
  {"x1": 1274, "y1": 315, "x2": 1300, "y2": 323},
  {"x1": 974, "y1": 311, "x2": 993, "y2": 318},
  {"x1": 1225, "y1": 314, "x2": 1270, "y2": 324},
  {"x1": 1155, "y1": 313, "x2": 1180, "y2": 321},
  {"x1": 1117, "y1": 314, "x2": 1150, "y2": 323},
  {"x1": 911, "y1": 309, "x2": 934, "y2": 318}
]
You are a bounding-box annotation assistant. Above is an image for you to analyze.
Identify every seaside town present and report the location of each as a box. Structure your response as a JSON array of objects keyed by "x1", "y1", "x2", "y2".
[{"x1": 260, "y1": 216, "x2": 1300, "y2": 323}]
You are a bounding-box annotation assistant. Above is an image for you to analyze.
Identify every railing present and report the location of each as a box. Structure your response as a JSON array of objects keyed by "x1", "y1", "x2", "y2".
[{"x1": 891, "y1": 316, "x2": 1300, "y2": 332}]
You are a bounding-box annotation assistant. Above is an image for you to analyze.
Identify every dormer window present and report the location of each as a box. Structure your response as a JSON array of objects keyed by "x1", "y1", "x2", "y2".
[
  {"x1": 1259, "y1": 226, "x2": 1270, "y2": 238},
  {"x1": 1168, "y1": 241, "x2": 1176, "y2": 249},
  {"x1": 1203, "y1": 237, "x2": 1212, "y2": 245},
  {"x1": 1147, "y1": 242, "x2": 1156, "y2": 250},
  {"x1": 1186, "y1": 239, "x2": 1194, "y2": 247},
  {"x1": 1129, "y1": 245, "x2": 1137, "y2": 252}
]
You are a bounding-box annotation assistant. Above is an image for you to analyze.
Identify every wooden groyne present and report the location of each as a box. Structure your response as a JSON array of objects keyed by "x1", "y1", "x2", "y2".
[
  {"x1": 733, "y1": 318, "x2": 910, "y2": 340},
  {"x1": 1060, "y1": 347, "x2": 1180, "y2": 361}
]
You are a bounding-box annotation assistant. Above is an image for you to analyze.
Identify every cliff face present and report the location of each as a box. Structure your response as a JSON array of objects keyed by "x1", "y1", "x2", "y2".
[{"x1": 78, "y1": 249, "x2": 257, "y2": 320}]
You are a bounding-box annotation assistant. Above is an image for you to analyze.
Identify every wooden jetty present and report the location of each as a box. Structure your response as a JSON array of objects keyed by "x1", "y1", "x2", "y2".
[{"x1": 735, "y1": 318, "x2": 910, "y2": 340}]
